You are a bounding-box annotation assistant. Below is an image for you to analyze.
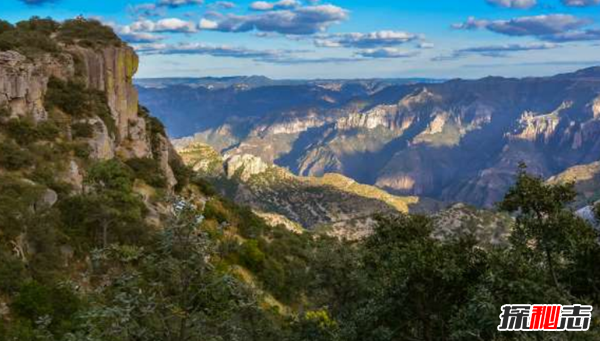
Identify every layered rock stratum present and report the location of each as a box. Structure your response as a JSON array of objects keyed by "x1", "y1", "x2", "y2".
[
  {"x1": 0, "y1": 41, "x2": 178, "y2": 189},
  {"x1": 141, "y1": 68, "x2": 600, "y2": 207}
]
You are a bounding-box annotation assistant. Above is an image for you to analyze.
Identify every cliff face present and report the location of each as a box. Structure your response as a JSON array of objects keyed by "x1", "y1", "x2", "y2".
[
  {"x1": 0, "y1": 45, "x2": 178, "y2": 189},
  {"x1": 0, "y1": 50, "x2": 72, "y2": 120},
  {"x1": 178, "y1": 143, "x2": 430, "y2": 233},
  {"x1": 160, "y1": 68, "x2": 600, "y2": 207}
]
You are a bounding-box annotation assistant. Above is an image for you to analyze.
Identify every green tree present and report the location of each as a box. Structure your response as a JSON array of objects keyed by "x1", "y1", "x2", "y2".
[
  {"x1": 60, "y1": 160, "x2": 148, "y2": 249},
  {"x1": 498, "y1": 164, "x2": 598, "y2": 289},
  {"x1": 67, "y1": 201, "x2": 283, "y2": 341}
]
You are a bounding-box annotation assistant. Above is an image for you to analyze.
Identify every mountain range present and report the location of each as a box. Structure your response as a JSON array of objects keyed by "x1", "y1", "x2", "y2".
[{"x1": 138, "y1": 68, "x2": 600, "y2": 208}]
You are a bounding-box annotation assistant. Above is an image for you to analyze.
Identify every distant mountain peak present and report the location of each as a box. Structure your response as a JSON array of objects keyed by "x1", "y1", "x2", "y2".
[{"x1": 555, "y1": 66, "x2": 600, "y2": 79}]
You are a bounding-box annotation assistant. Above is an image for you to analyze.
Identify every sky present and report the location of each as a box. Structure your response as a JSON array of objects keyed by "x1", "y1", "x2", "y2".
[{"x1": 2, "y1": 0, "x2": 600, "y2": 79}]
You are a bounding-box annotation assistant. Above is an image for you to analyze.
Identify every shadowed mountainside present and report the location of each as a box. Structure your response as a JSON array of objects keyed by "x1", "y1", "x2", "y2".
[{"x1": 140, "y1": 67, "x2": 600, "y2": 207}]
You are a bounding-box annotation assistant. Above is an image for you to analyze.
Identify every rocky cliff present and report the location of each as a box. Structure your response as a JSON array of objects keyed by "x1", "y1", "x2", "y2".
[
  {"x1": 178, "y1": 143, "x2": 437, "y2": 232},
  {"x1": 158, "y1": 67, "x2": 600, "y2": 207},
  {"x1": 0, "y1": 36, "x2": 178, "y2": 189}
]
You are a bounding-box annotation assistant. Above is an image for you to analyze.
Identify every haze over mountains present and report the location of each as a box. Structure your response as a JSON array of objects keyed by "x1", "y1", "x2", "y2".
[{"x1": 137, "y1": 68, "x2": 600, "y2": 208}]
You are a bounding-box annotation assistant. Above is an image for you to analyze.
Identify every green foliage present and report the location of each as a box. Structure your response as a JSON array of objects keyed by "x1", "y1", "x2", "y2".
[
  {"x1": 203, "y1": 199, "x2": 231, "y2": 224},
  {"x1": 499, "y1": 164, "x2": 599, "y2": 289},
  {"x1": 71, "y1": 122, "x2": 95, "y2": 139},
  {"x1": 0, "y1": 17, "x2": 59, "y2": 57},
  {"x1": 58, "y1": 18, "x2": 122, "y2": 48},
  {"x1": 0, "y1": 176, "x2": 45, "y2": 242},
  {"x1": 125, "y1": 157, "x2": 167, "y2": 188},
  {"x1": 72, "y1": 142, "x2": 92, "y2": 159},
  {"x1": 15, "y1": 17, "x2": 60, "y2": 35},
  {"x1": 0, "y1": 248, "x2": 26, "y2": 294},
  {"x1": 0, "y1": 105, "x2": 10, "y2": 119},
  {"x1": 45, "y1": 77, "x2": 117, "y2": 137},
  {"x1": 0, "y1": 20, "x2": 14, "y2": 34},
  {"x1": 3, "y1": 118, "x2": 60, "y2": 145},
  {"x1": 6, "y1": 119, "x2": 38, "y2": 145},
  {"x1": 60, "y1": 160, "x2": 148, "y2": 250},
  {"x1": 191, "y1": 176, "x2": 218, "y2": 196},
  {"x1": 87, "y1": 159, "x2": 134, "y2": 192},
  {"x1": 239, "y1": 239, "x2": 266, "y2": 271},
  {"x1": 293, "y1": 310, "x2": 340, "y2": 341},
  {"x1": 170, "y1": 158, "x2": 191, "y2": 192},
  {"x1": 36, "y1": 121, "x2": 61, "y2": 140},
  {"x1": 0, "y1": 140, "x2": 33, "y2": 170},
  {"x1": 139, "y1": 105, "x2": 167, "y2": 160},
  {"x1": 67, "y1": 203, "x2": 284, "y2": 341},
  {"x1": 44, "y1": 78, "x2": 88, "y2": 117},
  {"x1": 11, "y1": 281, "x2": 80, "y2": 336}
]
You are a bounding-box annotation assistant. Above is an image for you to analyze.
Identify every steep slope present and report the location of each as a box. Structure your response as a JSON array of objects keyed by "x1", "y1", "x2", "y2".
[
  {"x1": 0, "y1": 18, "x2": 335, "y2": 340},
  {"x1": 164, "y1": 68, "x2": 600, "y2": 207},
  {"x1": 0, "y1": 24, "x2": 180, "y2": 191},
  {"x1": 179, "y1": 143, "x2": 438, "y2": 232},
  {"x1": 548, "y1": 160, "x2": 600, "y2": 207}
]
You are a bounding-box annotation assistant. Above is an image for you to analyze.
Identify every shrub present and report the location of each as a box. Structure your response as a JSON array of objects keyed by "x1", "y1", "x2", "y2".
[
  {"x1": 140, "y1": 106, "x2": 167, "y2": 159},
  {"x1": 0, "y1": 141, "x2": 32, "y2": 170},
  {"x1": 5, "y1": 118, "x2": 39, "y2": 145},
  {"x1": 72, "y1": 142, "x2": 92, "y2": 159},
  {"x1": 44, "y1": 78, "x2": 89, "y2": 117},
  {"x1": 0, "y1": 20, "x2": 14, "y2": 35},
  {"x1": 87, "y1": 159, "x2": 134, "y2": 192},
  {"x1": 15, "y1": 17, "x2": 59, "y2": 35},
  {"x1": 11, "y1": 281, "x2": 80, "y2": 335},
  {"x1": 0, "y1": 105, "x2": 10, "y2": 120},
  {"x1": 239, "y1": 240, "x2": 266, "y2": 271},
  {"x1": 45, "y1": 77, "x2": 117, "y2": 138},
  {"x1": 192, "y1": 177, "x2": 218, "y2": 196},
  {"x1": 0, "y1": 17, "x2": 59, "y2": 57},
  {"x1": 203, "y1": 199, "x2": 230, "y2": 224},
  {"x1": 30, "y1": 167, "x2": 73, "y2": 195},
  {"x1": 36, "y1": 120, "x2": 61, "y2": 140},
  {"x1": 170, "y1": 158, "x2": 191, "y2": 191},
  {"x1": 0, "y1": 249, "x2": 26, "y2": 294},
  {"x1": 58, "y1": 18, "x2": 122, "y2": 47},
  {"x1": 0, "y1": 176, "x2": 45, "y2": 242},
  {"x1": 125, "y1": 157, "x2": 168, "y2": 188},
  {"x1": 71, "y1": 122, "x2": 95, "y2": 138}
]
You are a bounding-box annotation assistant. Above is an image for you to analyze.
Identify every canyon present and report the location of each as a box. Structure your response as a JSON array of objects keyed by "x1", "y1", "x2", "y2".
[{"x1": 138, "y1": 68, "x2": 600, "y2": 207}]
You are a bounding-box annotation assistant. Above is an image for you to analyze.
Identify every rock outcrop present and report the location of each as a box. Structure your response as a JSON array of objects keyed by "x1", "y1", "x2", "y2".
[
  {"x1": 224, "y1": 154, "x2": 270, "y2": 181},
  {"x1": 163, "y1": 67, "x2": 600, "y2": 207},
  {"x1": 0, "y1": 50, "x2": 73, "y2": 120},
  {"x1": 0, "y1": 45, "x2": 178, "y2": 189},
  {"x1": 179, "y1": 143, "x2": 426, "y2": 232}
]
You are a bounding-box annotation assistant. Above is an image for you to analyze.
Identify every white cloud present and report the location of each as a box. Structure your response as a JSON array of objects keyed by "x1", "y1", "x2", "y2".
[
  {"x1": 128, "y1": 18, "x2": 198, "y2": 33},
  {"x1": 486, "y1": 0, "x2": 537, "y2": 9},
  {"x1": 356, "y1": 48, "x2": 419, "y2": 58},
  {"x1": 158, "y1": 0, "x2": 203, "y2": 8},
  {"x1": 453, "y1": 14, "x2": 591, "y2": 39},
  {"x1": 209, "y1": 4, "x2": 349, "y2": 35},
  {"x1": 315, "y1": 31, "x2": 420, "y2": 48},
  {"x1": 418, "y1": 42, "x2": 435, "y2": 49},
  {"x1": 561, "y1": 0, "x2": 600, "y2": 6},
  {"x1": 199, "y1": 18, "x2": 219, "y2": 29},
  {"x1": 250, "y1": 0, "x2": 300, "y2": 11},
  {"x1": 434, "y1": 42, "x2": 558, "y2": 60}
]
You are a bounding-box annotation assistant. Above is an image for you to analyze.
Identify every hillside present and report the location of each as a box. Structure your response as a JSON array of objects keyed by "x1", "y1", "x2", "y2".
[
  {"x1": 548, "y1": 161, "x2": 600, "y2": 207},
  {"x1": 179, "y1": 143, "x2": 511, "y2": 242},
  {"x1": 0, "y1": 17, "x2": 351, "y2": 340},
  {"x1": 4, "y1": 16, "x2": 600, "y2": 341},
  {"x1": 179, "y1": 143, "x2": 422, "y2": 231},
  {"x1": 147, "y1": 67, "x2": 600, "y2": 208}
]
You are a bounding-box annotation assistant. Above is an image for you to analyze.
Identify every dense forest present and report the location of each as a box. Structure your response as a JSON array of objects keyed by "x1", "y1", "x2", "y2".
[{"x1": 1, "y1": 17, "x2": 600, "y2": 341}]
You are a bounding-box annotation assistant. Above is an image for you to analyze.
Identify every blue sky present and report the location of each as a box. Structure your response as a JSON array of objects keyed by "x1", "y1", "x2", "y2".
[{"x1": 2, "y1": 0, "x2": 600, "y2": 79}]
